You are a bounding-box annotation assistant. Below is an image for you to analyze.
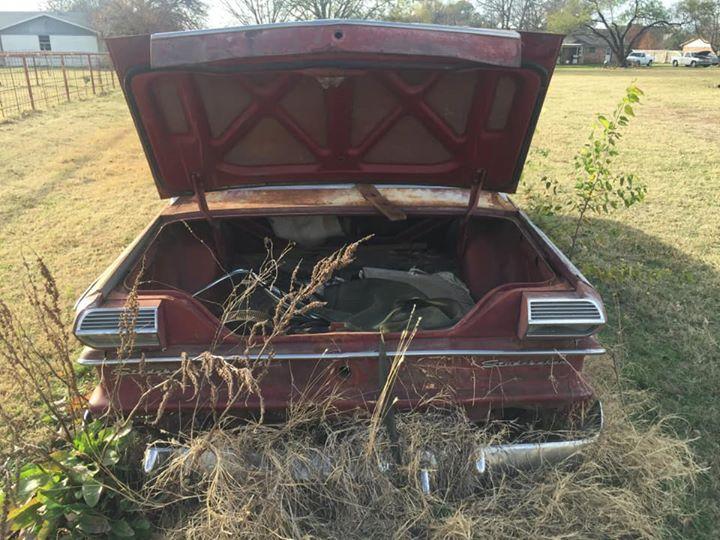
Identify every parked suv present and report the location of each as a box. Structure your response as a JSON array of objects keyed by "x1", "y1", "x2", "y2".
[
  {"x1": 79, "y1": 22, "x2": 606, "y2": 475},
  {"x1": 626, "y1": 51, "x2": 653, "y2": 66}
]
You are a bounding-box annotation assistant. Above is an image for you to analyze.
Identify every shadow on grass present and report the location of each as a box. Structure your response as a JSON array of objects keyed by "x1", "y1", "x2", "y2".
[{"x1": 531, "y1": 212, "x2": 720, "y2": 537}]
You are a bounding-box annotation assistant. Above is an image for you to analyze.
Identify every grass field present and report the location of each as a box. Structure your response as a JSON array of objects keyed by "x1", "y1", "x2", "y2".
[{"x1": 0, "y1": 66, "x2": 718, "y2": 535}]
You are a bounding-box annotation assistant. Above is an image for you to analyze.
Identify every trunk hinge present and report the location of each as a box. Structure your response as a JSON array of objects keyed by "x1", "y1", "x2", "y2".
[
  {"x1": 459, "y1": 170, "x2": 486, "y2": 258},
  {"x1": 190, "y1": 172, "x2": 213, "y2": 223},
  {"x1": 190, "y1": 172, "x2": 226, "y2": 267},
  {"x1": 464, "y1": 169, "x2": 487, "y2": 222}
]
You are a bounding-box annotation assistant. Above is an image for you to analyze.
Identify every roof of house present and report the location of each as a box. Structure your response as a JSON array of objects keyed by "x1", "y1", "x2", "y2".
[
  {"x1": 680, "y1": 37, "x2": 712, "y2": 47},
  {"x1": 0, "y1": 11, "x2": 95, "y2": 33},
  {"x1": 562, "y1": 30, "x2": 608, "y2": 48}
]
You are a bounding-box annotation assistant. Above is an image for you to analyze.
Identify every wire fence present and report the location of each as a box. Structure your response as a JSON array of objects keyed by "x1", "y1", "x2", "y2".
[{"x1": 0, "y1": 52, "x2": 117, "y2": 121}]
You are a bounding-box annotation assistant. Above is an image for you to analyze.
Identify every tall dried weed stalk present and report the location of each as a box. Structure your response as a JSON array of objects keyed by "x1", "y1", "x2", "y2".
[{"x1": 0, "y1": 257, "x2": 85, "y2": 447}]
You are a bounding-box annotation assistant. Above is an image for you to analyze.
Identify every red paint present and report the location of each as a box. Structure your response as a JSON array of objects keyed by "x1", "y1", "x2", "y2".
[{"x1": 88, "y1": 353, "x2": 594, "y2": 422}]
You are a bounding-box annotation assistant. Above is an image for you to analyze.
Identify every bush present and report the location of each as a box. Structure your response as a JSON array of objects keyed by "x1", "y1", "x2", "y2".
[{"x1": 523, "y1": 84, "x2": 648, "y2": 256}]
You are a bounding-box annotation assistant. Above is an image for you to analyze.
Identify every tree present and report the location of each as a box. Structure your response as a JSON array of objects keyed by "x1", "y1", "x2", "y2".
[
  {"x1": 676, "y1": 0, "x2": 720, "y2": 52},
  {"x1": 472, "y1": 0, "x2": 555, "y2": 30},
  {"x1": 222, "y1": 0, "x2": 395, "y2": 24},
  {"x1": 388, "y1": 0, "x2": 555, "y2": 29},
  {"x1": 221, "y1": 0, "x2": 291, "y2": 24},
  {"x1": 548, "y1": 0, "x2": 674, "y2": 66},
  {"x1": 547, "y1": 0, "x2": 590, "y2": 33},
  {"x1": 45, "y1": 0, "x2": 98, "y2": 13},
  {"x1": 288, "y1": 0, "x2": 395, "y2": 20},
  {"x1": 524, "y1": 84, "x2": 647, "y2": 256},
  {"x1": 45, "y1": 0, "x2": 207, "y2": 36},
  {"x1": 389, "y1": 0, "x2": 485, "y2": 26}
]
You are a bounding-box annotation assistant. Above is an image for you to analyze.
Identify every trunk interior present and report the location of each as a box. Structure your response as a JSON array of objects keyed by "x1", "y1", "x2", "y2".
[{"x1": 132, "y1": 214, "x2": 555, "y2": 334}]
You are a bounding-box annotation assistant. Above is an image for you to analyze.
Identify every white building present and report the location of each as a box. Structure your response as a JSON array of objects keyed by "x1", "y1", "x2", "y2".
[
  {"x1": 680, "y1": 37, "x2": 715, "y2": 54},
  {"x1": 0, "y1": 11, "x2": 100, "y2": 54}
]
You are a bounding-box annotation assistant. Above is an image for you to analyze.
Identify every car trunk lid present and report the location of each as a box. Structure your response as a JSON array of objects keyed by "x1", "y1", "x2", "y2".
[{"x1": 107, "y1": 21, "x2": 563, "y2": 198}]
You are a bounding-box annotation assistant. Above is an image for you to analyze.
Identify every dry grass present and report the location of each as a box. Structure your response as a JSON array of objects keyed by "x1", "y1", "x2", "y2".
[
  {"x1": 0, "y1": 94, "x2": 161, "y2": 449},
  {"x1": 101, "y1": 238, "x2": 366, "y2": 435},
  {"x1": 146, "y1": 361, "x2": 699, "y2": 540},
  {"x1": 0, "y1": 237, "x2": 701, "y2": 539}
]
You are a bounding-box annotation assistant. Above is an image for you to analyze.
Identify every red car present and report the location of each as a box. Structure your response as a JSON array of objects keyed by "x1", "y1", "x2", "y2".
[{"x1": 74, "y1": 21, "x2": 605, "y2": 474}]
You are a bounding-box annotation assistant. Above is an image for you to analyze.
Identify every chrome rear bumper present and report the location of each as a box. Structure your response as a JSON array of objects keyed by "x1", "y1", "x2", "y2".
[
  {"x1": 477, "y1": 401, "x2": 603, "y2": 474},
  {"x1": 144, "y1": 402, "x2": 603, "y2": 492}
]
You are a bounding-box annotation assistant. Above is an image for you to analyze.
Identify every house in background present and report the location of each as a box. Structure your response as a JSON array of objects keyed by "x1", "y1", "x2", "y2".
[
  {"x1": 560, "y1": 31, "x2": 610, "y2": 64},
  {"x1": 681, "y1": 37, "x2": 715, "y2": 53},
  {"x1": 561, "y1": 26, "x2": 679, "y2": 64},
  {"x1": 0, "y1": 12, "x2": 100, "y2": 54}
]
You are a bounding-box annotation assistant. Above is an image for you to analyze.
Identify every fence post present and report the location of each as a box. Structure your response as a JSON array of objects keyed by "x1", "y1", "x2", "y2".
[
  {"x1": 60, "y1": 55, "x2": 71, "y2": 102},
  {"x1": 31, "y1": 55, "x2": 39, "y2": 86},
  {"x1": 87, "y1": 54, "x2": 96, "y2": 95},
  {"x1": 22, "y1": 56, "x2": 36, "y2": 111},
  {"x1": 97, "y1": 56, "x2": 104, "y2": 94}
]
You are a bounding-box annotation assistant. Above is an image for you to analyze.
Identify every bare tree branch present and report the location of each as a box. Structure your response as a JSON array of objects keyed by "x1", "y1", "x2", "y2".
[{"x1": 222, "y1": 0, "x2": 290, "y2": 24}]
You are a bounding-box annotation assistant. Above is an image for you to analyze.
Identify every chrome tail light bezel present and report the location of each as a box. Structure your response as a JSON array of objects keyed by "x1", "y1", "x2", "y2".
[
  {"x1": 521, "y1": 295, "x2": 606, "y2": 339},
  {"x1": 74, "y1": 306, "x2": 161, "y2": 349}
]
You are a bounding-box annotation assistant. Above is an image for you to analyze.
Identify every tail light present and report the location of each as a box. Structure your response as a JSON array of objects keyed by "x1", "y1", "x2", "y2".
[
  {"x1": 74, "y1": 306, "x2": 161, "y2": 349},
  {"x1": 520, "y1": 294, "x2": 605, "y2": 339}
]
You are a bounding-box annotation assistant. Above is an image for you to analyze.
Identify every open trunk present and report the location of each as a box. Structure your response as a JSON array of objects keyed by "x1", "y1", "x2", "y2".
[{"x1": 132, "y1": 213, "x2": 555, "y2": 335}]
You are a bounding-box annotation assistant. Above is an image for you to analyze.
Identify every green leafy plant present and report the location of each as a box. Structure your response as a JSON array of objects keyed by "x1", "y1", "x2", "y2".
[
  {"x1": 4, "y1": 420, "x2": 150, "y2": 539},
  {"x1": 523, "y1": 84, "x2": 647, "y2": 256},
  {"x1": 567, "y1": 84, "x2": 647, "y2": 255}
]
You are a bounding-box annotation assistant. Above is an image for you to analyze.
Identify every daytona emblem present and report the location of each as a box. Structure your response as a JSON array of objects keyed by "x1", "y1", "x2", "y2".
[{"x1": 481, "y1": 358, "x2": 561, "y2": 369}]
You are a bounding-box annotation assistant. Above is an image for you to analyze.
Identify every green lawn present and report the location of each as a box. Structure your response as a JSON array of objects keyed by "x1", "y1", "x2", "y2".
[{"x1": 0, "y1": 65, "x2": 718, "y2": 535}]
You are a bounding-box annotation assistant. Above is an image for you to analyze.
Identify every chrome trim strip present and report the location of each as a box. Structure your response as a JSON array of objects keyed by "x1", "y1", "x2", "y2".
[{"x1": 78, "y1": 347, "x2": 605, "y2": 366}]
